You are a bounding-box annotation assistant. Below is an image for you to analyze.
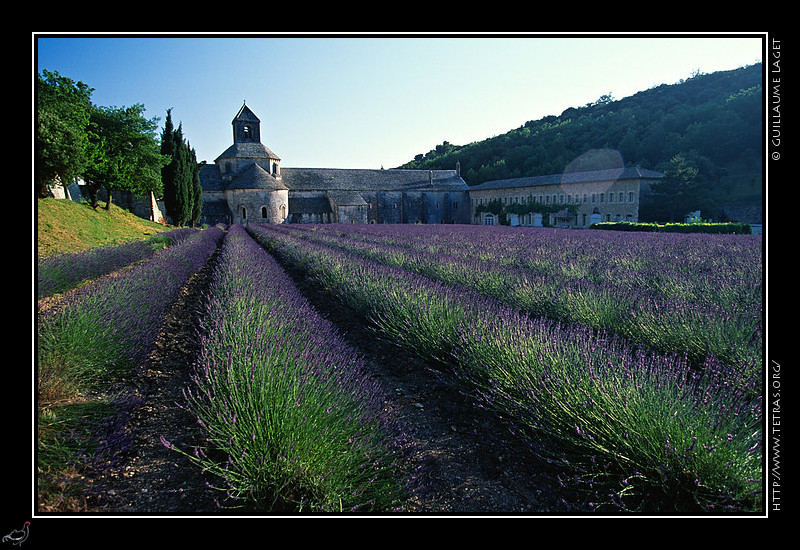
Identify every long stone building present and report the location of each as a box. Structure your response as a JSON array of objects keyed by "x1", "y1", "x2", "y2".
[
  {"x1": 468, "y1": 167, "x2": 664, "y2": 228},
  {"x1": 199, "y1": 103, "x2": 471, "y2": 226},
  {"x1": 199, "y1": 103, "x2": 663, "y2": 228}
]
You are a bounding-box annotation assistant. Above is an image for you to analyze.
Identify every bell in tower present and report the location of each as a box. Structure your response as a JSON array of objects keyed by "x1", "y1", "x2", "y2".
[{"x1": 232, "y1": 101, "x2": 261, "y2": 144}]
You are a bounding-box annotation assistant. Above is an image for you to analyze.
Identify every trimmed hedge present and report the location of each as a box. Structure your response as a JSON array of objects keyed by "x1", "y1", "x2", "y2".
[{"x1": 591, "y1": 221, "x2": 752, "y2": 234}]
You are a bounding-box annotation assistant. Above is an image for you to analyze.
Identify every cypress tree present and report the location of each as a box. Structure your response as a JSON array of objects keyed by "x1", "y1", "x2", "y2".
[
  {"x1": 189, "y1": 145, "x2": 203, "y2": 226},
  {"x1": 160, "y1": 109, "x2": 180, "y2": 224},
  {"x1": 171, "y1": 124, "x2": 192, "y2": 226},
  {"x1": 160, "y1": 109, "x2": 204, "y2": 227}
]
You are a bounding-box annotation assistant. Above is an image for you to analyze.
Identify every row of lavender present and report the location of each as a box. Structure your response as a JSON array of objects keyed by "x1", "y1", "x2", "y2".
[
  {"x1": 281, "y1": 224, "x2": 762, "y2": 374},
  {"x1": 247, "y1": 223, "x2": 762, "y2": 513},
  {"x1": 171, "y1": 224, "x2": 415, "y2": 512},
  {"x1": 38, "y1": 226, "x2": 224, "y2": 404},
  {"x1": 37, "y1": 226, "x2": 224, "y2": 506},
  {"x1": 38, "y1": 227, "x2": 198, "y2": 299}
]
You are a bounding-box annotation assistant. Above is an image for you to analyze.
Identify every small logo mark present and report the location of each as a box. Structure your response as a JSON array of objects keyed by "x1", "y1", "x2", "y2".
[{"x1": 2, "y1": 522, "x2": 29, "y2": 547}]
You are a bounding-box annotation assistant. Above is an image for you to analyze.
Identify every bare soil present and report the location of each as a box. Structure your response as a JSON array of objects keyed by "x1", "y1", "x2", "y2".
[{"x1": 81, "y1": 240, "x2": 583, "y2": 516}]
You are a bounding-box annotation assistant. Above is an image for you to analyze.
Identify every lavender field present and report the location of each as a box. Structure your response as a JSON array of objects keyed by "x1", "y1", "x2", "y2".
[
  {"x1": 37, "y1": 223, "x2": 763, "y2": 514},
  {"x1": 246, "y1": 223, "x2": 763, "y2": 513}
]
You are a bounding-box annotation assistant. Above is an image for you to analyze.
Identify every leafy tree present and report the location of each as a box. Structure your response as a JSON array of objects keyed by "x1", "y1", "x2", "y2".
[
  {"x1": 36, "y1": 70, "x2": 94, "y2": 197},
  {"x1": 82, "y1": 104, "x2": 167, "y2": 209},
  {"x1": 644, "y1": 154, "x2": 700, "y2": 222}
]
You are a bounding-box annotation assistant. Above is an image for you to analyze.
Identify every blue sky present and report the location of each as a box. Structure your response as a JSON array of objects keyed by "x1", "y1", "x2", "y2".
[{"x1": 35, "y1": 33, "x2": 764, "y2": 170}]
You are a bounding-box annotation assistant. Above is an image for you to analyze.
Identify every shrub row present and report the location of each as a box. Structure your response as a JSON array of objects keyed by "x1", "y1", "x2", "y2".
[
  {"x1": 37, "y1": 226, "x2": 224, "y2": 510},
  {"x1": 171, "y1": 224, "x2": 415, "y2": 512},
  {"x1": 37, "y1": 227, "x2": 197, "y2": 299},
  {"x1": 591, "y1": 221, "x2": 752, "y2": 234},
  {"x1": 269, "y1": 224, "x2": 762, "y2": 375},
  {"x1": 247, "y1": 224, "x2": 762, "y2": 513},
  {"x1": 37, "y1": 226, "x2": 223, "y2": 404}
]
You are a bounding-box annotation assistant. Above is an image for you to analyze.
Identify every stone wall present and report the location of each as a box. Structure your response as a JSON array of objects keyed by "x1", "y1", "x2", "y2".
[
  {"x1": 226, "y1": 188, "x2": 289, "y2": 224},
  {"x1": 63, "y1": 183, "x2": 166, "y2": 224},
  {"x1": 365, "y1": 190, "x2": 469, "y2": 224},
  {"x1": 470, "y1": 178, "x2": 643, "y2": 228}
]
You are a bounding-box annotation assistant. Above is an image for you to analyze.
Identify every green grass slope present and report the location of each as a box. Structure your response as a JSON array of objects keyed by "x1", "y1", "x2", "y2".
[{"x1": 36, "y1": 198, "x2": 170, "y2": 259}]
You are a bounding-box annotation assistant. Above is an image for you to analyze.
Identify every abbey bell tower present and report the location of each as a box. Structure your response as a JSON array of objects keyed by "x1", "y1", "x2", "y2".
[{"x1": 233, "y1": 101, "x2": 261, "y2": 144}]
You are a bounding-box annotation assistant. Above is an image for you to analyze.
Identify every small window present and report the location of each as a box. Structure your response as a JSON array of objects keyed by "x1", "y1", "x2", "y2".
[
  {"x1": 241, "y1": 206, "x2": 247, "y2": 220},
  {"x1": 261, "y1": 206, "x2": 269, "y2": 219}
]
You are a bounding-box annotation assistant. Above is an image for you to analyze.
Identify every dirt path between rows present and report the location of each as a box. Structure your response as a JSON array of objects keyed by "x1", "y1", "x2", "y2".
[{"x1": 83, "y1": 237, "x2": 583, "y2": 516}]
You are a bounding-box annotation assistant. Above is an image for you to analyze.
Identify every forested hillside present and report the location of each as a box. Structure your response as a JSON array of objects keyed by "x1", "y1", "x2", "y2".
[{"x1": 400, "y1": 63, "x2": 763, "y2": 222}]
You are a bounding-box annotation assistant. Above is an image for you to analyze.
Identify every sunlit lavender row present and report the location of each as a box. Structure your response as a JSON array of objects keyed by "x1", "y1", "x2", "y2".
[
  {"x1": 37, "y1": 227, "x2": 198, "y2": 299},
  {"x1": 37, "y1": 226, "x2": 224, "y2": 401},
  {"x1": 175, "y1": 224, "x2": 414, "y2": 512},
  {"x1": 248, "y1": 223, "x2": 762, "y2": 513},
  {"x1": 281, "y1": 224, "x2": 762, "y2": 374}
]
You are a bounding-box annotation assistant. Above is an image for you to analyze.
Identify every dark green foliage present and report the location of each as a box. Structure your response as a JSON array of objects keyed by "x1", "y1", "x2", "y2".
[
  {"x1": 591, "y1": 221, "x2": 752, "y2": 234},
  {"x1": 400, "y1": 64, "x2": 763, "y2": 222},
  {"x1": 189, "y1": 148, "x2": 203, "y2": 226},
  {"x1": 36, "y1": 70, "x2": 95, "y2": 198},
  {"x1": 161, "y1": 110, "x2": 203, "y2": 226},
  {"x1": 83, "y1": 104, "x2": 167, "y2": 209},
  {"x1": 641, "y1": 154, "x2": 703, "y2": 222},
  {"x1": 37, "y1": 70, "x2": 167, "y2": 206}
]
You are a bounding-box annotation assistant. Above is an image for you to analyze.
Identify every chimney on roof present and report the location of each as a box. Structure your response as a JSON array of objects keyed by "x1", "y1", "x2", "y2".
[
  {"x1": 429, "y1": 170, "x2": 433, "y2": 185},
  {"x1": 456, "y1": 161, "x2": 461, "y2": 176}
]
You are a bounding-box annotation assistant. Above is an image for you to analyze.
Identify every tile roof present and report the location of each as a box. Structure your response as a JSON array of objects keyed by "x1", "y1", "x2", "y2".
[
  {"x1": 289, "y1": 196, "x2": 332, "y2": 213},
  {"x1": 200, "y1": 163, "x2": 468, "y2": 194},
  {"x1": 468, "y1": 167, "x2": 664, "y2": 191},
  {"x1": 215, "y1": 142, "x2": 281, "y2": 162},
  {"x1": 198, "y1": 164, "x2": 224, "y2": 191},
  {"x1": 226, "y1": 162, "x2": 289, "y2": 191},
  {"x1": 327, "y1": 190, "x2": 368, "y2": 206},
  {"x1": 280, "y1": 167, "x2": 468, "y2": 192}
]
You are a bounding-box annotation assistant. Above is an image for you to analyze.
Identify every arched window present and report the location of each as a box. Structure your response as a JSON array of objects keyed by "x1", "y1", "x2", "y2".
[
  {"x1": 241, "y1": 206, "x2": 247, "y2": 220},
  {"x1": 261, "y1": 206, "x2": 269, "y2": 219},
  {"x1": 281, "y1": 205, "x2": 286, "y2": 219},
  {"x1": 484, "y1": 214, "x2": 495, "y2": 225}
]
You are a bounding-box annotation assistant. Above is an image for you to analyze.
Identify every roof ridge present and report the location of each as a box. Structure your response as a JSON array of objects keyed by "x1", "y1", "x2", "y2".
[{"x1": 233, "y1": 102, "x2": 260, "y2": 123}]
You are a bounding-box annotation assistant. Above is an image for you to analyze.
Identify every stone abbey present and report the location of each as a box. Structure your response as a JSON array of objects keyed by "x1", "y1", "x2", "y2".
[
  {"x1": 198, "y1": 104, "x2": 663, "y2": 228},
  {"x1": 199, "y1": 103, "x2": 471, "y2": 226}
]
